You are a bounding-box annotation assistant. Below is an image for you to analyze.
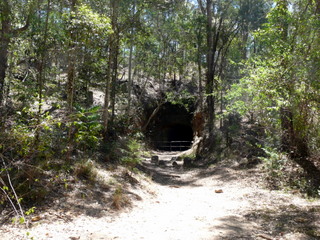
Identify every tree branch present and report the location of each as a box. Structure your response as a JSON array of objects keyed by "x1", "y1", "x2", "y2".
[
  {"x1": 197, "y1": 0, "x2": 206, "y2": 15},
  {"x1": 12, "y1": 0, "x2": 37, "y2": 37}
]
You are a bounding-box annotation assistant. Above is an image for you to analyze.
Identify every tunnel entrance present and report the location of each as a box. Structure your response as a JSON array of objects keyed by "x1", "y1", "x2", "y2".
[{"x1": 146, "y1": 103, "x2": 194, "y2": 151}]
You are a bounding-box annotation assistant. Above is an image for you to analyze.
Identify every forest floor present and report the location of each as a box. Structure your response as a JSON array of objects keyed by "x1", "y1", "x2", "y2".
[{"x1": 1, "y1": 151, "x2": 320, "y2": 240}]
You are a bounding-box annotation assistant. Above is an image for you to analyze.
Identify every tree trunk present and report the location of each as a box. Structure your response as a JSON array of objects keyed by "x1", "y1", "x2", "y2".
[
  {"x1": 280, "y1": 107, "x2": 294, "y2": 153},
  {"x1": 142, "y1": 101, "x2": 164, "y2": 132},
  {"x1": 103, "y1": 44, "x2": 112, "y2": 138},
  {"x1": 35, "y1": 0, "x2": 51, "y2": 145},
  {"x1": 103, "y1": 0, "x2": 119, "y2": 137},
  {"x1": 37, "y1": 0, "x2": 51, "y2": 116},
  {"x1": 0, "y1": 39, "x2": 9, "y2": 107},
  {"x1": 197, "y1": 39, "x2": 203, "y2": 112},
  {"x1": 127, "y1": 1, "x2": 136, "y2": 117},
  {"x1": 127, "y1": 39, "x2": 134, "y2": 116},
  {"x1": 110, "y1": 37, "x2": 119, "y2": 125},
  {"x1": 205, "y1": 0, "x2": 215, "y2": 135},
  {"x1": 65, "y1": 0, "x2": 78, "y2": 161},
  {"x1": 0, "y1": 0, "x2": 11, "y2": 107},
  {"x1": 66, "y1": 0, "x2": 77, "y2": 112}
]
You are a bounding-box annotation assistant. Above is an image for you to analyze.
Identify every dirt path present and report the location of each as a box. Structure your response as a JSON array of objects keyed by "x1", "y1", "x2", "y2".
[{"x1": 1, "y1": 152, "x2": 320, "y2": 240}]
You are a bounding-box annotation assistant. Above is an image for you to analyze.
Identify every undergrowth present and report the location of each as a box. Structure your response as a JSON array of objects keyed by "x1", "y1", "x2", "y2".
[
  {"x1": 0, "y1": 104, "x2": 146, "y2": 223},
  {"x1": 260, "y1": 147, "x2": 320, "y2": 198}
]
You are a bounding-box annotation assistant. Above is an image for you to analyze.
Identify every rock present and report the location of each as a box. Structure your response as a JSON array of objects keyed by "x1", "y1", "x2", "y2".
[
  {"x1": 172, "y1": 161, "x2": 178, "y2": 167},
  {"x1": 31, "y1": 216, "x2": 42, "y2": 222},
  {"x1": 171, "y1": 157, "x2": 177, "y2": 161},
  {"x1": 183, "y1": 157, "x2": 193, "y2": 167},
  {"x1": 151, "y1": 156, "x2": 159, "y2": 163},
  {"x1": 158, "y1": 160, "x2": 166, "y2": 166}
]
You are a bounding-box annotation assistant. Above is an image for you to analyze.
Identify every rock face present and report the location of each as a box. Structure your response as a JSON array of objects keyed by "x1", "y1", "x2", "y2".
[
  {"x1": 158, "y1": 160, "x2": 166, "y2": 166},
  {"x1": 151, "y1": 156, "x2": 159, "y2": 164},
  {"x1": 131, "y1": 73, "x2": 199, "y2": 152},
  {"x1": 183, "y1": 157, "x2": 193, "y2": 167}
]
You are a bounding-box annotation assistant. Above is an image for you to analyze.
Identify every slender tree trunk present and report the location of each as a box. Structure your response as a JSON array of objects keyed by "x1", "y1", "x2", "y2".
[
  {"x1": 142, "y1": 101, "x2": 165, "y2": 132},
  {"x1": 205, "y1": 0, "x2": 215, "y2": 135},
  {"x1": 280, "y1": 107, "x2": 294, "y2": 153},
  {"x1": 103, "y1": 0, "x2": 119, "y2": 137},
  {"x1": 35, "y1": 0, "x2": 51, "y2": 144},
  {"x1": 37, "y1": 0, "x2": 51, "y2": 116},
  {"x1": 110, "y1": 37, "x2": 119, "y2": 125},
  {"x1": 0, "y1": 0, "x2": 34, "y2": 107},
  {"x1": 0, "y1": 0, "x2": 11, "y2": 107},
  {"x1": 278, "y1": 0, "x2": 320, "y2": 184},
  {"x1": 67, "y1": 0, "x2": 77, "y2": 112},
  {"x1": 127, "y1": 1, "x2": 136, "y2": 117},
  {"x1": 197, "y1": 43, "x2": 203, "y2": 111},
  {"x1": 103, "y1": 45, "x2": 112, "y2": 139},
  {"x1": 127, "y1": 39, "x2": 134, "y2": 116},
  {"x1": 66, "y1": 0, "x2": 78, "y2": 161},
  {"x1": 0, "y1": 39, "x2": 9, "y2": 107}
]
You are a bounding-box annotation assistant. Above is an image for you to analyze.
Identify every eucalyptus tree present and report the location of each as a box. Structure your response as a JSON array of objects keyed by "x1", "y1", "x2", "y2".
[
  {"x1": 228, "y1": 0, "x2": 320, "y2": 181},
  {"x1": 133, "y1": 1, "x2": 196, "y2": 90},
  {"x1": 102, "y1": 0, "x2": 149, "y2": 135},
  {"x1": 196, "y1": 0, "x2": 240, "y2": 142},
  {"x1": 65, "y1": 1, "x2": 111, "y2": 111},
  {"x1": 0, "y1": 0, "x2": 36, "y2": 108}
]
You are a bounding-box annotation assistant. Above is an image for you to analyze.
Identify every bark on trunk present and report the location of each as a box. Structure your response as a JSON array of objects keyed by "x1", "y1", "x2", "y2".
[
  {"x1": 127, "y1": 40, "x2": 134, "y2": 116},
  {"x1": 66, "y1": 0, "x2": 77, "y2": 112},
  {"x1": 0, "y1": 0, "x2": 11, "y2": 106},
  {"x1": 110, "y1": 37, "x2": 119, "y2": 125},
  {"x1": 0, "y1": 40, "x2": 9, "y2": 106},
  {"x1": 197, "y1": 42, "x2": 203, "y2": 112},
  {"x1": 103, "y1": 44, "x2": 112, "y2": 138},
  {"x1": 280, "y1": 107, "x2": 294, "y2": 153},
  {"x1": 205, "y1": 0, "x2": 215, "y2": 135},
  {"x1": 103, "y1": 0, "x2": 119, "y2": 138}
]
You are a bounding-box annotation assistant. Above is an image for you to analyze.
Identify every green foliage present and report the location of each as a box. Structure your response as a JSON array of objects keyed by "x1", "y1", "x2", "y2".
[
  {"x1": 260, "y1": 147, "x2": 320, "y2": 197},
  {"x1": 10, "y1": 124, "x2": 35, "y2": 157},
  {"x1": 120, "y1": 139, "x2": 142, "y2": 168},
  {"x1": 71, "y1": 106, "x2": 103, "y2": 151},
  {"x1": 165, "y1": 90, "x2": 195, "y2": 111},
  {"x1": 227, "y1": 0, "x2": 320, "y2": 156},
  {"x1": 25, "y1": 207, "x2": 36, "y2": 216},
  {"x1": 260, "y1": 147, "x2": 287, "y2": 173},
  {"x1": 65, "y1": 3, "x2": 112, "y2": 47},
  {"x1": 1, "y1": 108, "x2": 60, "y2": 160}
]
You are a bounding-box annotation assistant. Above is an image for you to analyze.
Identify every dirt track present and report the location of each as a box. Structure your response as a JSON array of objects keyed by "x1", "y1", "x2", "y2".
[{"x1": 1, "y1": 151, "x2": 320, "y2": 240}]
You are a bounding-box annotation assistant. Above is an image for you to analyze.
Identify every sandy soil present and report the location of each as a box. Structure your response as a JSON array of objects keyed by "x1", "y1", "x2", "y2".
[{"x1": 1, "y1": 152, "x2": 320, "y2": 240}]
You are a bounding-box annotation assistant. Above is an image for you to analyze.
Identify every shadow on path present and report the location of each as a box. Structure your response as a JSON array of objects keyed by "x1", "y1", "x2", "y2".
[
  {"x1": 137, "y1": 161, "x2": 200, "y2": 186},
  {"x1": 244, "y1": 204, "x2": 320, "y2": 239}
]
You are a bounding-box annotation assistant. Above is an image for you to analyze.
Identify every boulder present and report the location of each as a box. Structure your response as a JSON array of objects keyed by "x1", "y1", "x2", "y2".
[
  {"x1": 151, "y1": 156, "x2": 159, "y2": 163},
  {"x1": 158, "y1": 160, "x2": 166, "y2": 166},
  {"x1": 183, "y1": 157, "x2": 193, "y2": 167}
]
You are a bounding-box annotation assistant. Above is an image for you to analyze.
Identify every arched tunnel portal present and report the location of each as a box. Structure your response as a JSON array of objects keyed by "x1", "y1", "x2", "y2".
[{"x1": 146, "y1": 103, "x2": 194, "y2": 151}]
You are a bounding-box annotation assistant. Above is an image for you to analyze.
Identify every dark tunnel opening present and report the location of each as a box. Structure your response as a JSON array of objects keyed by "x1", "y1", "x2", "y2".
[
  {"x1": 156, "y1": 124, "x2": 194, "y2": 151},
  {"x1": 146, "y1": 103, "x2": 194, "y2": 151}
]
